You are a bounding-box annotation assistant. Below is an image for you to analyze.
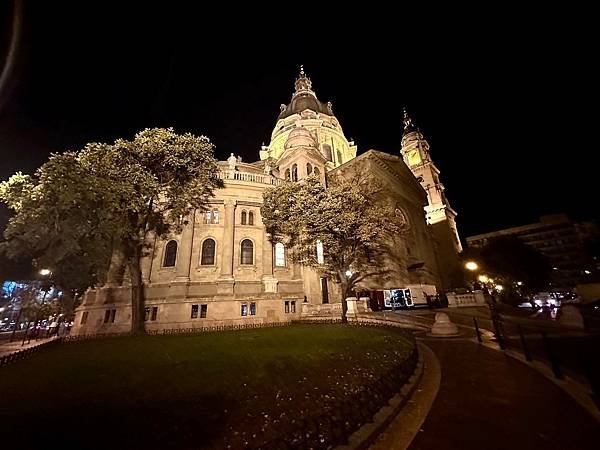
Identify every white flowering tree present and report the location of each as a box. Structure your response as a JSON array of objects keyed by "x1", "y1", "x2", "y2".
[{"x1": 261, "y1": 175, "x2": 400, "y2": 322}]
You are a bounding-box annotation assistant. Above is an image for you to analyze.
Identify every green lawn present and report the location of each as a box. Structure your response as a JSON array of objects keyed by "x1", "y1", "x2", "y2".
[{"x1": 0, "y1": 324, "x2": 415, "y2": 449}]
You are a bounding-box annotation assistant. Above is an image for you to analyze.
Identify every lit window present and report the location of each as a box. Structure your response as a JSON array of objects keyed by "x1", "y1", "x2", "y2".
[
  {"x1": 163, "y1": 240, "x2": 177, "y2": 267},
  {"x1": 191, "y1": 304, "x2": 199, "y2": 319},
  {"x1": 204, "y1": 210, "x2": 212, "y2": 224},
  {"x1": 275, "y1": 242, "x2": 285, "y2": 267},
  {"x1": 241, "y1": 239, "x2": 253, "y2": 265},
  {"x1": 200, "y1": 304, "x2": 207, "y2": 318},
  {"x1": 248, "y1": 211, "x2": 254, "y2": 226},
  {"x1": 291, "y1": 301, "x2": 296, "y2": 313},
  {"x1": 250, "y1": 302, "x2": 256, "y2": 316},
  {"x1": 241, "y1": 210, "x2": 247, "y2": 225},
  {"x1": 284, "y1": 301, "x2": 290, "y2": 313},
  {"x1": 201, "y1": 239, "x2": 216, "y2": 265},
  {"x1": 212, "y1": 209, "x2": 219, "y2": 224},
  {"x1": 241, "y1": 303, "x2": 248, "y2": 316},
  {"x1": 316, "y1": 240, "x2": 324, "y2": 264}
]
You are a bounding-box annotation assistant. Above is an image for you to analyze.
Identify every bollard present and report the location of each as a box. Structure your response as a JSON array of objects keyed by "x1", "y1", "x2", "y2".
[
  {"x1": 473, "y1": 318, "x2": 483, "y2": 343},
  {"x1": 541, "y1": 332, "x2": 563, "y2": 380},
  {"x1": 518, "y1": 325, "x2": 532, "y2": 362}
]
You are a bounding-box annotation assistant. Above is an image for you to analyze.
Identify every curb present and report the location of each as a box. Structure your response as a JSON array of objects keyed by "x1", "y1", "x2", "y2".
[{"x1": 335, "y1": 348, "x2": 425, "y2": 450}]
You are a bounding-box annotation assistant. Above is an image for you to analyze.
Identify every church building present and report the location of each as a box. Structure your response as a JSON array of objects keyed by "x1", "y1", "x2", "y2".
[{"x1": 72, "y1": 68, "x2": 462, "y2": 334}]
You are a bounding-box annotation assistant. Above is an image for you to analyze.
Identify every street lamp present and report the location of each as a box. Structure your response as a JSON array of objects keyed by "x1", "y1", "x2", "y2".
[
  {"x1": 39, "y1": 269, "x2": 51, "y2": 276},
  {"x1": 465, "y1": 261, "x2": 479, "y2": 271}
]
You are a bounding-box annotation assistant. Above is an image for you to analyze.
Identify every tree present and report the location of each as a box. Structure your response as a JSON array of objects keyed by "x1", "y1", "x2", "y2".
[
  {"x1": 261, "y1": 175, "x2": 401, "y2": 322},
  {"x1": 0, "y1": 152, "x2": 114, "y2": 309},
  {"x1": 463, "y1": 236, "x2": 550, "y2": 301},
  {"x1": 1, "y1": 128, "x2": 223, "y2": 333}
]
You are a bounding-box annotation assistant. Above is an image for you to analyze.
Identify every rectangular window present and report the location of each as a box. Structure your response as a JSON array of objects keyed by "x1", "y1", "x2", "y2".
[
  {"x1": 204, "y1": 211, "x2": 211, "y2": 224},
  {"x1": 81, "y1": 311, "x2": 88, "y2": 325},
  {"x1": 284, "y1": 301, "x2": 290, "y2": 313},
  {"x1": 104, "y1": 309, "x2": 110, "y2": 323},
  {"x1": 291, "y1": 301, "x2": 296, "y2": 313},
  {"x1": 110, "y1": 309, "x2": 116, "y2": 323},
  {"x1": 144, "y1": 307, "x2": 150, "y2": 321},
  {"x1": 241, "y1": 303, "x2": 248, "y2": 316},
  {"x1": 151, "y1": 307, "x2": 158, "y2": 321},
  {"x1": 212, "y1": 209, "x2": 219, "y2": 224},
  {"x1": 200, "y1": 304, "x2": 207, "y2": 318},
  {"x1": 191, "y1": 304, "x2": 199, "y2": 319},
  {"x1": 250, "y1": 302, "x2": 256, "y2": 316}
]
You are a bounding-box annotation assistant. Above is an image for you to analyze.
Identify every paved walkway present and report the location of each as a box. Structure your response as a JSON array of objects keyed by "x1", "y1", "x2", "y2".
[
  {"x1": 408, "y1": 338, "x2": 599, "y2": 450},
  {"x1": 0, "y1": 335, "x2": 60, "y2": 357}
]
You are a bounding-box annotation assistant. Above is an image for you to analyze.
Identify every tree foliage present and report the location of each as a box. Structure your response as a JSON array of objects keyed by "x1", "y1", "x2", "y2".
[
  {"x1": 1, "y1": 128, "x2": 222, "y2": 333},
  {"x1": 463, "y1": 236, "x2": 550, "y2": 298},
  {"x1": 261, "y1": 175, "x2": 401, "y2": 321}
]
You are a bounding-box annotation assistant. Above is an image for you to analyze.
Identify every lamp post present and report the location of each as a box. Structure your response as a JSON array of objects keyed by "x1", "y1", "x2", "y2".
[{"x1": 464, "y1": 261, "x2": 506, "y2": 349}]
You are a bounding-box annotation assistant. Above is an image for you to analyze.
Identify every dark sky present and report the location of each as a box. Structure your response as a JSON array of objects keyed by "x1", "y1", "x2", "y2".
[{"x1": 0, "y1": 3, "x2": 596, "y2": 241}]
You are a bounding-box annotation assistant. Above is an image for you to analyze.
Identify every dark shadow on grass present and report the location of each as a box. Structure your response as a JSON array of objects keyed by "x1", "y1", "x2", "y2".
[{"x1": 2, "y1": 393, "x2": 237, "y2": 450}]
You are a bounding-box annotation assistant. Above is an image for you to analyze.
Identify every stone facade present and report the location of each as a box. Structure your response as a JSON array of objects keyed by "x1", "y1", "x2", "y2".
[{"x1": 72, "y1": 69, "x2": 461, "y2": 334}]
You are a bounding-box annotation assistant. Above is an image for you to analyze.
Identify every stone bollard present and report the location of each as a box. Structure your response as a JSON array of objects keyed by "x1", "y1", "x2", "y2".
[{"x1": 428, "y1": 312, "x2": 460, "y2": 337}]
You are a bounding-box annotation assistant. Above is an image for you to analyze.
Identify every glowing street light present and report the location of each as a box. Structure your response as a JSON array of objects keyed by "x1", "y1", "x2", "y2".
[
  {"x1": 495, "y1": 284, "x2": 504, "y2": 291},
  {"x1": 478, "y1": 275, "x2": 489, "y2": 283},
  {"x1": 39, "y1": 269, "x2": 51, "y2": 276},
  {"x1": 516, "y1": 281, "x2": 524, "y2": 286},
  {"x1": 345, "y1": 270, "x2": 353, "y2": 277},
  {"x1": 465, "y1": 261, "x2": 479, "y2": 271}
]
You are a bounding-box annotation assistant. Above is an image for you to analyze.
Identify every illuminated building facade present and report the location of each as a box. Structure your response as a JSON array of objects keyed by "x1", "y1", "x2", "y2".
[{"x1": 72, "y1": 68, "x2": 460, "y2": 334}]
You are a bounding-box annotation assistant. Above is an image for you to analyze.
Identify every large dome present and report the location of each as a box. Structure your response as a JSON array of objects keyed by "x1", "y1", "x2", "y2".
[
  {"x1": 278, "y1": 67, "x2": 332, "y2": 119},
  {"x1": 284, "y1": 127, "x2": 317, "y2": 149}
]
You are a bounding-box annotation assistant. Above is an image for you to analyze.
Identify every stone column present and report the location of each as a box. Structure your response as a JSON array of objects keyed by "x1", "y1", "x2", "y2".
[
  {"x1": 218, "y1": 199, "x2": 236, "y2": 294},
  {"x1": 105, "y1": 246, "x2": 126, "y2": 287},
  {"x1": 262, "y1": 233, "x2": 277, "y2": 293},
  {"x1": 140, "y1": 232, "x2": 156, "y2": 283},
  {"x1": 175, "y1": 210, "x2": 196, "y2": 282}
]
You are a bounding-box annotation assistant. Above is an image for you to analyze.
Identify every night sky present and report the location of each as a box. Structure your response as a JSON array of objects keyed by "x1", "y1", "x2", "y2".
[{"x1": 0, "y1": 3, "x2": 596, "y2": 241}]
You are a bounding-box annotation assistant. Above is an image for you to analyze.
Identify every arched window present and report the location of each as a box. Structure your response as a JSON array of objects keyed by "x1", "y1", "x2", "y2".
[
  {"x1": 241, "y1": 210, "x2": 247, "y2": 225},
  {"x1": 240, "y1": 239, "x2": 254, "y2": 265},
  {"x1": 163, "y1": 240, "x2": 178, "y2": 267},
  {"x1": 201, "y1": 239, "x2": 216, "y2": 265},
  {"x1": 313, "y1": 167, "x2": 320, "y2": 177},
  {"x1": 323, "y1": 144, "x2": 332, "y2": 162},
  {"x1": 275, "y1": 243, "x2": 285, "y2": 267},
  {"x1": 306, "y1": 163, "x2": 313, "y2": 175},
  {"x1": 212, "y1": 209, "x2": 219, "y2": 224},
  {"x1": 337, "y1": 150, "x2": 343, "y2": 164},
  {"x1": 248, "y1": 211, "x2": 254, "y2": 226},
  {"x1": 285, "y1": 168, "x2": 291, "y2": 180},
  {"x1": 291, "y1": 164, "x2": 298, "y2": 182}
]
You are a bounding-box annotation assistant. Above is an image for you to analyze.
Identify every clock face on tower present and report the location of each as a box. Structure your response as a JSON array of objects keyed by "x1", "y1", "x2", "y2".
[{"x1": 407, "y1": 149, "x2": 421, "y2": 166}]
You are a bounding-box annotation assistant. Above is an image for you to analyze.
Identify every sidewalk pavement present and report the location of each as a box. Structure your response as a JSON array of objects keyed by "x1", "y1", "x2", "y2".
[
  {"x1": 408, "y1": 338, "x2": 599, "y2": 450},
  {"x1": 0, "y1": 335, "x2": 60, "y2": 358}
]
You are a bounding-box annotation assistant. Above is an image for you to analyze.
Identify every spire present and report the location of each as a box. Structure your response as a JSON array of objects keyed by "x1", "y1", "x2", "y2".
[
  {"x1": 403, "y1": 107, "x2": 415, "y2": 135},
  {"x1": 294, "y1": 65, "x2": 313, "y2": 94}
]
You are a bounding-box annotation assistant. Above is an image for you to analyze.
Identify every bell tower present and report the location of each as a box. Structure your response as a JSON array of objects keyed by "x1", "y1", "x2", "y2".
[{"x1": 401, "y1": 108, "x2": 462, "y2": 253}]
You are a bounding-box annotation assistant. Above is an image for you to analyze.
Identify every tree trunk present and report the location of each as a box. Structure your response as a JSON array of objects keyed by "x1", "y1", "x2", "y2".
[
  {"x1": 340, "y1": 280, "x2": 349, "y2": 324},
  {"x1": 127, "y1": 245, "x2": 145, "y2": 335}
]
